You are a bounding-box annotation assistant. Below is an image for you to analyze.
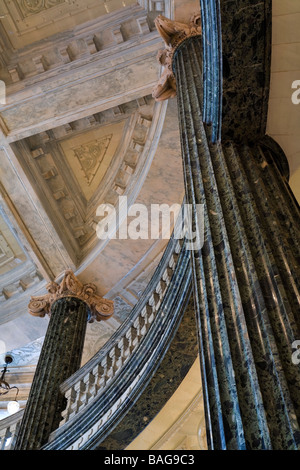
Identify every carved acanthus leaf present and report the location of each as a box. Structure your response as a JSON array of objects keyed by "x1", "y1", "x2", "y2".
[
  {"x1": 28, "y1": 270, "x2": 114, "y2": 322},
  {"x1": 152, "y1": 14, "x2": 202, "y2": 102}
]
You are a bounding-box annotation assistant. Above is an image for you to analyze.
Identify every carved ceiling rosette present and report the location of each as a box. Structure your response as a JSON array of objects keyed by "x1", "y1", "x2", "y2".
[
  {"x1": 28, "y1": 270, "x2": 114, "y2": 322},
  {"x1": 152, "y1": 14, "x2": 202, "y2": 102}
]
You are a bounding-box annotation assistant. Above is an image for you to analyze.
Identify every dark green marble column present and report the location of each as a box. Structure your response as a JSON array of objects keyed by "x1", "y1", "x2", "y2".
[
  {"x1": 172, "y1": 34, "x2": 300, "y2": 450},
  {"x1": 164, "y1": 29, "x2": 300, "y2": 448},
  {"x1": 14, "y1": 297, "x2": 89, "y2": 450}
]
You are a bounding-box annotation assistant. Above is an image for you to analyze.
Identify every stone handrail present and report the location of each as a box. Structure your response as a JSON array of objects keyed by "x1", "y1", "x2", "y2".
[
  {"x1": 0, "y1": 207, "x2": 191, "y2": 450},
  {"x1": 43, "y1": 226, "x2": 191, "y2": 449},
  {"x1": 62, "y1": 241, "x2": 181, "y2": 413}
]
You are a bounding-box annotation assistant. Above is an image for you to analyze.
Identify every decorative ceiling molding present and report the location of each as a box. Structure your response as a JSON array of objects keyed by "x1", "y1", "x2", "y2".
[
  {"x1": 72, "y1": 134, "x2": 113, "y2": 188},
  {"x1": 137, "y1": 0, "x2": 172, "y2": 19},
  {"x1": 0, "y1": 234, "x2": 14, "y2": 271},
  {"x1": 0, "y1": 260, "x2": 42, "y2": 302},
  {"x1": 0, "y1": 148, "x2": 76, "y2": 282},
  {"x1": 0, "y1": 0, "x2": 177, "y2": 326},
  {"x1": 3, "y1": 4, "x2": 154, "y2": 87},
  {"x1": 0, "y1": 0, "x2": 137, "y2": 50},
  {"x1": 0, "y1": 0, "x2": 170, "y2": 286},
  {"x1": 1, "y1": 43, "x2": 163, "y2": 142},
  {"x1": 0, "y1": 262, "x2": 45, "y2": 324},
  {"x1": 11, "y1": 95, "x2": 163, "y2": 265}
]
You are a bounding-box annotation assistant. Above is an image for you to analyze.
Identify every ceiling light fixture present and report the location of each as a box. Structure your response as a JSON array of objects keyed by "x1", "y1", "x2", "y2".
[{"x1": 0, "y1": 355, "x2": 20, "y2": 414}]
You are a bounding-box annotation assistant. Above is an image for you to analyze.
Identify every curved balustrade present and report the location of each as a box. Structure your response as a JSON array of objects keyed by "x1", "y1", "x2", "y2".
[
  {"x1": 0, "y1": 211, "x2": 193, "y2": 450},
  {"x1": 0, "y1": 409, "x2": 24, "y2": 450},
  {"x1": 43, "y1": 234, "x2": 192, "y2": 450}
]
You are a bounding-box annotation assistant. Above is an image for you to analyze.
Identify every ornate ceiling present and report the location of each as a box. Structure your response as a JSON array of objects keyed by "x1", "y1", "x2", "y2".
[
  {"x1": 12, "y1": 95, "x2": 160, "y2": 262},
  {"x1": 0, "y1": 0, "x2": 137, "y2": 49},
  {"x1": 0, "y1": 0, "x2": 298, "y2": 421},
  {"x1": 0, "y1": 0, "x2": 184, "y2": 362}
]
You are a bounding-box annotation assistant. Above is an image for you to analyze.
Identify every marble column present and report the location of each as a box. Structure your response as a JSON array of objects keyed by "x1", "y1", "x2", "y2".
[
  {"x1": 14, "y1": 270, "x2": 114, "y2": 450},
  {"x1": 153, "y1": 15, "x2": 300, "y2": 450}
]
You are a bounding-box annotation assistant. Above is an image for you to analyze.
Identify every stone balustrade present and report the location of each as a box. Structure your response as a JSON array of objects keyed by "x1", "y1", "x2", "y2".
[
  {"x1": 0, "y1": 205, "x2": 193, "y2": 450},
  {"x1": 43, "y1": 232, "x2": 191, "y2": 450},
  {"x1": 58, "y1": 240, "x2": 181, "y2": 428},
  {"x1": 0, "y1": 410, "x2": 24, "y2": 450}
]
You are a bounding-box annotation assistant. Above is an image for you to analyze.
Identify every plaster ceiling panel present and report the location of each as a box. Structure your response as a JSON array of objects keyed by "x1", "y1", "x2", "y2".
[
  {"x1": 0, "y1": 0, "x2": 137, "y2": 49},
  {"x1": 59, "y1": 120, "x2": 126, "y2": 201}
]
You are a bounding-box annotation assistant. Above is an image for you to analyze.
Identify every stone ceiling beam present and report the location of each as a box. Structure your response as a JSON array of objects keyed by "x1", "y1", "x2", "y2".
[{"x1": 1, "y1": 50, "x2": 162, "y2": 142}]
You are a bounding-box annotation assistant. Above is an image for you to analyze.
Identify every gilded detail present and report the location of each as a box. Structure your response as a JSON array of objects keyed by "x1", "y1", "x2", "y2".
[
  {"x1": 28, "y1": 270, "x2": 114, "y2": 322},
  {"x1": 152, "y1": 14, "x2": 202, "y2": 102}
]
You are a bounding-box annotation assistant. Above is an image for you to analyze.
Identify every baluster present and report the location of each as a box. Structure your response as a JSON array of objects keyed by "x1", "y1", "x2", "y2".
[
  {"x1": 113, "y1": 344, "x2": 123, "y2": 373},
  {"x1": 104, "y1": 353, "x2": 114, "y2": 384}
]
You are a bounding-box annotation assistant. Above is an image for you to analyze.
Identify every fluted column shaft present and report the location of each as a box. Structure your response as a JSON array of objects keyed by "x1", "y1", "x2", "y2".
[
  {"x1": 14, "y1": 297, "x2": 89, "y2": 450},
  {"x1": 173, "y1": 36, "x2": 300, "y2": 450}
]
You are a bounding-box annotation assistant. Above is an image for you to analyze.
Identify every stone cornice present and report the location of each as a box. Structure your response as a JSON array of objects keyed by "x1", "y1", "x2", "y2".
[
  {"x1": 28, "y1": 270, "x2": 114, "y2": 322},
  {"x1": 152, "y1": 14, "x2": 201, "y2": 101}
]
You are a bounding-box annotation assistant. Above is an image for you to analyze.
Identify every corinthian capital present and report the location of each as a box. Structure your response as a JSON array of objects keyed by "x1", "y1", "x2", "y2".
[
  {"x1": 152, "y1": 14, "x2": 202, "y2": 102},
  {"x1": 28, "y1": 270, "x2": 114, "y2": 322}
]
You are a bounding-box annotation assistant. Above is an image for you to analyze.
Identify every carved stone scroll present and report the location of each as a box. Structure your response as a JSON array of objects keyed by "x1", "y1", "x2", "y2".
[
  {"x1": 28, "y1": 270, "x2": 114, "y2": 322},
  {"x1": 152, "y1": 14, "x2": 202, "y2": 101}
]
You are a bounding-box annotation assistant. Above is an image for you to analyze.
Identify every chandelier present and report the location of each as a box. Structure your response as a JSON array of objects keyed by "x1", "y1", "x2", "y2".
[{"x1": 0, "y1": 355, "x2": 20, "y2": 415}]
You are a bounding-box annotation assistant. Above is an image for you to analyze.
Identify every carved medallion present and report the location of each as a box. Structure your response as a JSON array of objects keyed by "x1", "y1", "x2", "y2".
[
  {"x1": 72, "y1": 135, "x2": 113, "y2": 186},
  {"x1": 19, "y1": 0, "x2": 65, "y2": 16},
  {"x1": 28, "y1": 270, "x2": 114, "y2": 322}
]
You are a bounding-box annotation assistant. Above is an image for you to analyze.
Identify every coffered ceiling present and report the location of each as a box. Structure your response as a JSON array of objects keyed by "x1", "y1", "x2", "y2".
[
  {"x1": 0, "y1": 0, "x2": 185, "y2": 342},
  {"x1": 11, "y1": 94, "x2": 161, "y2": 263},
  {"x1": 0, "y1": 0, "x2": 137, "y2": 49}
]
